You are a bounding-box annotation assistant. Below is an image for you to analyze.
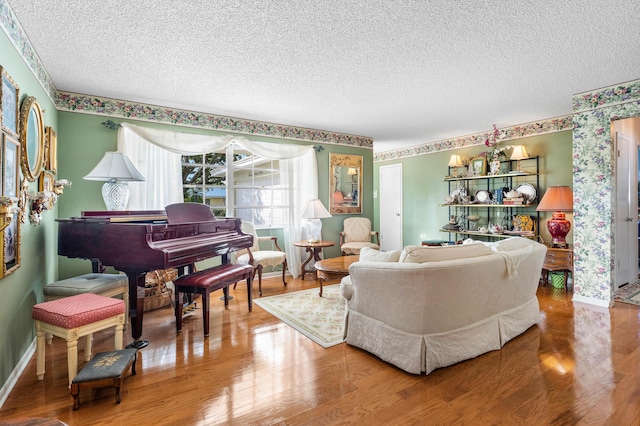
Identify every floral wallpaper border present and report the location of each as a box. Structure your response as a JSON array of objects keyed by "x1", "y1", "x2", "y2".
[
  {"x1": 572, "y1": 78, "x2": 640, "y2": 306},
  {"x1": 374, "y1": 115, "x2": 574, "y2": 162},
  {"x1": 0, "y1": 0, "x2": 372, "y2": 149},
  {"x1": 55, "y1": 92, "x2": 373, "y2": 148}
]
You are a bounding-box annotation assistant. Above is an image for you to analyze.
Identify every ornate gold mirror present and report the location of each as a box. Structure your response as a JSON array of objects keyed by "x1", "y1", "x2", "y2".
[
  {"x1": 329, "y1": 153, "x2": 362, "y2": 214},
  {"x1": 19, "y1": 96, "x2": 45, "y2": 182}
]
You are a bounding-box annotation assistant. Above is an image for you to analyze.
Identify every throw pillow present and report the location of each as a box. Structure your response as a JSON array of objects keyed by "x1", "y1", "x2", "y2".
[
  {"x1": 399, "y1": 243, "x2": 492, "y2": 263},
  {"x1": 359, "y1": 246, "x2": 402, "y2": 262}
]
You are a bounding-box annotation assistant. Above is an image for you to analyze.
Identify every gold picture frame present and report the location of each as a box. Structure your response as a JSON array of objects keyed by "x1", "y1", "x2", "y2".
[
  {"x1": 39, "y1": 170, "x2": 55, "y2": 210},
  {"x1": 329, "y1": 153, "x2": 362, "y2": 214},
  {"x1": 0, "y1": 66, "x2": 20, "y2": 137},
  {"x1": 470, "y1": 156, "x2": 487, "y2": 176},
  {"x1": 19, "y1": 96, "x2": 45, "y2": 182},
  {"x1": 45, "y1": 126, "x2": 57, "y2": 173}
]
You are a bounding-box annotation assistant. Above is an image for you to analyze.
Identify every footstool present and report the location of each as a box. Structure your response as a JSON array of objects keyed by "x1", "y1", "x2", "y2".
[
  {"x1": 70, "y1": 348, "x2": 137, "y2": 410},
  {"x1": 32, "y1": 293, "x2": 126, "y2": 385}
]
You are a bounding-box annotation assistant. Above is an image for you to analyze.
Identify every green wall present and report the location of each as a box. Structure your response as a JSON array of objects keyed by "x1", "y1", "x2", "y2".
[
  {"x1": 0, "y1": 30, "x2": 58, "y2": 388},
  {"x1": 373, "y1": 130, "x2": 573, "y2": 247},
  {"x1": 56, "y1": 112, "x2": 374, "y2": 278}
]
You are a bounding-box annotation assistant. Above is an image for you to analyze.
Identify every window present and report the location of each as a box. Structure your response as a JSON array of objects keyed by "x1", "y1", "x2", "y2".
[{"x1": 182, "y1": 148, "x2": 286, "y2": 227}]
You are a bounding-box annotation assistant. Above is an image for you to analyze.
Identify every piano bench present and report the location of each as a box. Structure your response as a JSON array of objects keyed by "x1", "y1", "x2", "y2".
[
  {"x1": 173, "y1": 263, "x2": 254, "y2": 337},
  {"x1": 70, "y1": 348, "x2": 137, "y2": 410},
  {"x1": 44, "y1": 273, "x2": 129, "y2": 330}
]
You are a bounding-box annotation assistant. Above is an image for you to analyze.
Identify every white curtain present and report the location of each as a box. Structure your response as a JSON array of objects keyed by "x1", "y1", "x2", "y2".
[{"x1": 116, "y1": 122, "x2": 317, "y2": 278}]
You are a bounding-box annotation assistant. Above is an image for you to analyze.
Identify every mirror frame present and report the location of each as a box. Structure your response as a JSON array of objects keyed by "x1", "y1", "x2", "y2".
[
  {"x1": 19, "y1": 96, "x2": 45, "y2": 182},
  {"x1": 329, "y1": 153, "x2": 363, "y2": 214}
]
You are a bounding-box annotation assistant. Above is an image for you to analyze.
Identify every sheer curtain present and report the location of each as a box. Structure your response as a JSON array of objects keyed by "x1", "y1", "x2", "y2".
[{"x1": 117, "y1": 122, "x2": 316, "y2": 277}]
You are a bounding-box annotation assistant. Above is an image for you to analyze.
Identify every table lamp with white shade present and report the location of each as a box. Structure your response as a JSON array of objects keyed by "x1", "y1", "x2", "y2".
[
  {"x1": 84, "y1": 152, "x2": 145, "y2": 211},
  {"x1": 510, "y1": 145, "x2": 529, "y2": 172},
  {"x1": 301, "y1": 199, "x2": 332, "y2": 243}
]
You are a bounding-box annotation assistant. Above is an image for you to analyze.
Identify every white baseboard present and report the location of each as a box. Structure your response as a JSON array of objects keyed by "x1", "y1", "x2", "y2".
[
  {"x1": 572, "y1": 294, "x2": 612, "y2": 308},
  {"x1": 0, "y1": 339, "x2": 35, "y2": 409}
]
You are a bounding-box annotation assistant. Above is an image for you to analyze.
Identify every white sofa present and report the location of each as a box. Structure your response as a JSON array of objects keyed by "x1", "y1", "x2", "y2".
[{"x1": 340, "y1": 238, "x2": 547, "y2": 374}]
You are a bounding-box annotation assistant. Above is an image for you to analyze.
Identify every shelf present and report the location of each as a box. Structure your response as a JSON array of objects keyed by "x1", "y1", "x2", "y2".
[
  {"x1": 439, "y1": 229, "x2": 538, "y2": 240},
  {"x1": 440, "y1": 203, "x2": 537, "y2": 208},
  {"x1": 444, "y1": 171, "x2": 535, "y2": 182}
]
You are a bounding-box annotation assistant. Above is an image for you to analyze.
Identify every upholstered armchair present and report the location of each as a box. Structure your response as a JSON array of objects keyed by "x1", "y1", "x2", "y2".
[
  {"x1": 339, "y1": 217, "x2": 380, "y2": 255},
  {"x1": 234, "y1": 221, "x2": 287, "y2": 296}
]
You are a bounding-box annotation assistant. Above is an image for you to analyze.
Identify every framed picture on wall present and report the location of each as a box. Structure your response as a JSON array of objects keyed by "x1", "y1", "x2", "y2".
[
  {"x1": 0, "y1": 67, "x2": 20, "y2": 137},
  {"x1": 45, "y1": 126, "x2": 57, "y2": 173},
  {"x1": 470, "y1": 156, "x2": 487, "y2": 176},
  {"x1": 3, "y1": 209, "x2": 20, "y2": 277},
  {"x1": 3, "y1": 134, "x2": 19, "y2": 198}
]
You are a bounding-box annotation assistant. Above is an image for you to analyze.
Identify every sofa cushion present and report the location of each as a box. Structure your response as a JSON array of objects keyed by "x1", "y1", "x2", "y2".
[
  {"x1": 358, "y1": 246, "x2": 401, "y2": 263},
  {"x1": 399, "y1": 242, "x2": 492, "y2": 263}
]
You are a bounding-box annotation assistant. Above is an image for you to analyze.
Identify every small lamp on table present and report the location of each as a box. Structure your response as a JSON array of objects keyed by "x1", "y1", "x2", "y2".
[
  {"x1": 536, "y1": 185, "x2": 574, "y2": 248},
  {"x1": 301, "y1": 199, "x2": 332, "y2": 243}
]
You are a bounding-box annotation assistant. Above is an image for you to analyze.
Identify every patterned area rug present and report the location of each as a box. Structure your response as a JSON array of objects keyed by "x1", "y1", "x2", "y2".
[
  {"x1": 614, "y1": 281, "x2": 640, "y2": 306},
  {"x1": 254, "y1": 284, "x2": 346, "y2": 348}
]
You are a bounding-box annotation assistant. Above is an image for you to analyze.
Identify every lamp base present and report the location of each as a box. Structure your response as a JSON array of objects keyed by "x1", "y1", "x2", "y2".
[
  {"x1": 547, "y1": 211, "x2": 571, "y2": 248},
  {"x1": 305, "y1": 218, "x2": 322, "y2": 243},
  {"x1": 102, "y1": 181, "x2": 130, "y2": 211}
]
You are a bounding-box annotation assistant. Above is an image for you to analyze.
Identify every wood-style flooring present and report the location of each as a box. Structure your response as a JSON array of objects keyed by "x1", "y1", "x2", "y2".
[{"x1": 1, "y1": 275, "x2": 640, "y2": 425}]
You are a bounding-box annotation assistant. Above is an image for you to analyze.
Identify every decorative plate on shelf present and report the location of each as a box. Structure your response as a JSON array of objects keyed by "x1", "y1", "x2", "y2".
[
  {"x1": 515, "y1": 184, "x2": 537, "y2": 204},
  {"x1": 474, "y1": 190, "x2": 492, "y2": 204}
]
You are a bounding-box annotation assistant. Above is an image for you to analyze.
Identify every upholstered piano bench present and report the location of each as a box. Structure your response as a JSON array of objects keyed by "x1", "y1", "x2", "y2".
[
  {"x1": 70, "y1": 348, "x2": 137, "y2": 410},
  {"x1": 44, "y1": 273, "x2": 129, "y2": 328},
  {"x1": 32, "y1": 293, "x2": 126, "y2": 385},
  {"x1": 174, "y1": 263, "x2": 254, "y2": 337}
]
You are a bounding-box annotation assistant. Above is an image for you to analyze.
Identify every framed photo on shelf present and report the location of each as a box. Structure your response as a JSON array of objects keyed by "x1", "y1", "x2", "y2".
[
  {"x1": 45, "y1": 126, "x2": 57, "y2": 173},
  {"x1": 470, "y1": 157, "x2": 487, "y2": 176},
  {"x1": 2, "y1": 133, "x2": 19, "y2": 198},
  {"x1": 0, "y1": 67, "x2": 20, "y2": 136}
]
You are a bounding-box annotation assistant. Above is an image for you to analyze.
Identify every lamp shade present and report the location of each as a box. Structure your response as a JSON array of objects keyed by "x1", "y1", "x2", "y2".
[
  {"x1": 84, "y1": 152, "x2": 145, "y2": 182},
  {"x1": 510, "y1": 145, "x2": 529, "y2": 161},
  {"x1": 536, "y1": 186, "x2": 573, "y2": 212},
  {"x1": 537, "y1": 186, "x2": 574, "y2": 247},
  {"x1": 301, "y1": 199, "x2": 332, "y2": 219},
  {"x1": 448, "y1": 154, "x2": 463, "y2": 167},
  {"x1": 347, "y1": 167, "x2": 357, "y2": 175}
]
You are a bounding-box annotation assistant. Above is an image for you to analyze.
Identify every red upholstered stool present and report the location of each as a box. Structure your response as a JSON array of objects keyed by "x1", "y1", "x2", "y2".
[
  {"x1": 174, "y1": 263, "x2": 254, "y2": 337},
  {"x1": 32, "y1": 293, "x2": 126, "y2": 385}
]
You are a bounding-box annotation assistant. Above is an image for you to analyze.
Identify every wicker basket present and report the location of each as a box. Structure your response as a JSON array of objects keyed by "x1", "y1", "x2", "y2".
[{"x1": 144, "y1": 269, "x2": 177, "y2": 311}]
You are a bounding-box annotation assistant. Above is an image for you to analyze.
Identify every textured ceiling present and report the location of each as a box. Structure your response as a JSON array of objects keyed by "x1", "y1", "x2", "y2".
[{"x1": 6, "y1": 0, "x2": 640, "y2": 152}]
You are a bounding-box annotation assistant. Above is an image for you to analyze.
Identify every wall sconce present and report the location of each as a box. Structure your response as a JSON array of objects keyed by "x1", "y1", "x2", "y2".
[{"x1": 510, "y1": 145, "x2": 529, "y2": 172}]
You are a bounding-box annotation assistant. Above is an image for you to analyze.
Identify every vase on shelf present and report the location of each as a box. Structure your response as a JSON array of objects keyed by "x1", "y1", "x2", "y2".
[{"x1": 489, "y1": 158, "x2": 501, "y2": 175}]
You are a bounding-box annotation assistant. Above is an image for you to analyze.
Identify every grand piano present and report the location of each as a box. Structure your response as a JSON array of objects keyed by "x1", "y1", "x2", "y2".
[{"x1": 57, "y1": 203, "x2": 253, "y2": 348}]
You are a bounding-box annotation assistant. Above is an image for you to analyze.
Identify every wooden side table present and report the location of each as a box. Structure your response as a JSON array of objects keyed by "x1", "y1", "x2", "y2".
[
  {"x1": 541, "y1": 246, "x2": 573, "y2": 291},
  {"x1": 293, "y1": 240, "x2": 335, "y2": 279}
]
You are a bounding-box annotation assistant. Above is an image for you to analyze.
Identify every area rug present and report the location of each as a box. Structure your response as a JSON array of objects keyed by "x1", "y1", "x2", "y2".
[
  {"x1": 254, "y1": 284, "x2": 346, "y2": 348},
  {"x1": 614, "y1": 281, "x2": 640, "y2": 306}
]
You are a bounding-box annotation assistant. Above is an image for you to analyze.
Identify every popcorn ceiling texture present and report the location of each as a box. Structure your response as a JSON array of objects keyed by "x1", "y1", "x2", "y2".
[{"x1": 4, "y1": 0, "x2": 640, "y2": 152}]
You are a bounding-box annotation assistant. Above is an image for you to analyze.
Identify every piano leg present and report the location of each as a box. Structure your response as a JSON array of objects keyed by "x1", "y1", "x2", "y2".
[{"x1": 124, "y1": 271, "x2": 150, "y2": 349}]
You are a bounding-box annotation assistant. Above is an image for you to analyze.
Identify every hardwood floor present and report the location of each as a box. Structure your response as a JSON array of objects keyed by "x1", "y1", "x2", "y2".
[{"x1": 1, "y1": 275, "x2": 640, "y2": 425}]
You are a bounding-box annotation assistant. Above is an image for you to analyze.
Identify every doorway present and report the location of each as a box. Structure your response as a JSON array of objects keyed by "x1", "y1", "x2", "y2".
[
  {"x1": 613, "y1": 117, "x2": 640, "y2": 289},
  {"x1": 379, "y1": 164, "x2": 403, "y2": 251}
]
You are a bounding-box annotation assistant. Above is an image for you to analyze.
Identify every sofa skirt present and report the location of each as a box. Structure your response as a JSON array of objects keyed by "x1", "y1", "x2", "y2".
[{"x1": 345, "y1": 296, "x2": 540, "y2": 375}]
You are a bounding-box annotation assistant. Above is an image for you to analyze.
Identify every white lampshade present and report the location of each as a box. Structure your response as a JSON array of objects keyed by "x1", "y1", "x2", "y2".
[
  {"x1": 301, "y1": 199, "x2": 331, "y2": 243},
  {"x1": 84, "y1": 152, "x2": 145, "y2": 210},
  {"x1": 84, "y1": 152, "x2": 145, "y2": 182},
  {"x1": 301, "y1": 199, "x2": 332, "y2": 219},
  {"x1": 448, "y1": 154, "x2": 463, "y2": 167},
  {"x1": 510, "y1": 145, "x2": 529, "y2": 161}
]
